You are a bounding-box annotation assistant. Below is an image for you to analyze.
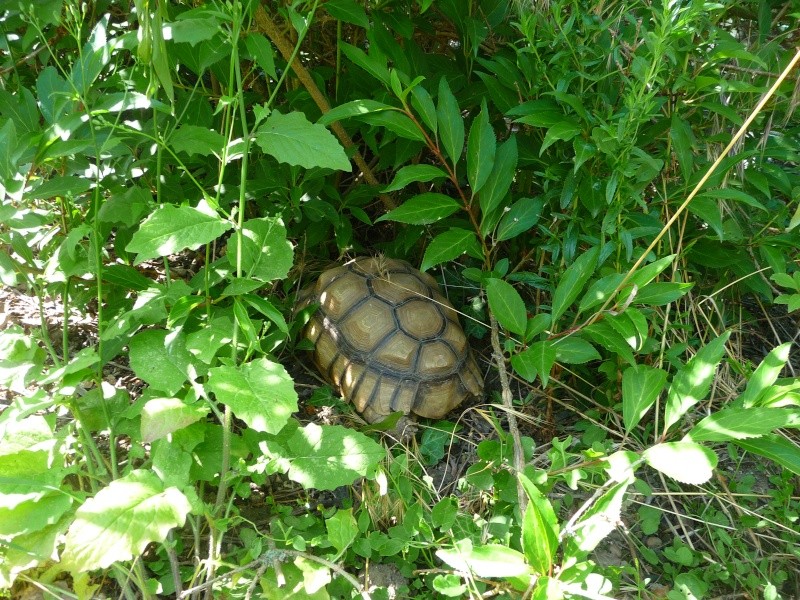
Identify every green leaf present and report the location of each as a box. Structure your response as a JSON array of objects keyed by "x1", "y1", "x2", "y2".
[
  {"x1": 664, "y1": 332, "x2": 731, "y2": 433},
  {"x1": 699, "y1": 188, "x2": 767, "y2": 212},
  {"x1": 578, "y1": 273, "x2": 625, "y2": 313},
  {"x1": 242, "y1": 295, "x2": 289, "y2": 335},
  {"x1": 486, "y1": 278, "x2": 526, "y2": 335},
  {"x1": 496, "y1": 197, "x2": 543, "y2": 242},
  {"x1": 263, "y1": 422, "x2": 385, "y2": 490},
  {"x1": 0, "y1": 512, "x2": 70, "y2": 588},
  {"x1": 553, "y1": 336, "x2": 601, "y2": 365},
  {"x1": 255, "y1": 110, "x2": 351, "y2": 171},
  {"x1": 634, "y1": 282, "x2": 694, "y2": 305},
  {"x1": 170, "y1": 125, "x2": 226, "y2": 157},
  {"x1": 740, "y1": 342, "x2": 792, "y2": 408},
  {"x1": 410, "y1": 85, "x2": 437, "y2": 134},
  {"x1": 643, "y1": 442, "x2": 717, "y2": 485},
  {"x1": 466, "y1": 100, "x2": 496, "y2": 195},
  {"x1": 685, "y1": 407, "x2": 800, "y2": 443},
  {"x1": 340, "y1": 42, "x2": 389, "y2": 85},
  {"x1": 243, "y1": 33, "x2": 276, "y2": 78},
  {"x1": 0, "y1": 119, "x2": 18, "y2": 184},
  {"x1": 519, "y1": 474, "x2": 558, "y2": 574},
  {"x1": 564, "y1": 480, "x2": 630, "y2": 557},
  {"x1": 511, "y1": 341, "x2": 557, "y2": 386},
  {"x1": 129, "y1": 330, "x2": 194, "y2": 396},
  {"x1": 361, "y1": 110, "x2": 425, "y2": 141},
  {"x1": 622, "y1": 365, "x2": 668, "y2": 432},
  {"x1": 573, "y1": 138, "x2": 596, "y2": 172},
  {"x1": 420, "y1": 228, "x2": 482, "y2": 272},
  {"x1": 551, "y1": 246, "x2": 600, "y2": 322},
  {"x1": 318, "y1": 99, "x2": 395, "y2": 125},
  {"x1": 478, "y1": 136, "x2": 518, "y2": 230},
  {"x1": 628, "y1": 254, "x2": 677, "y2": 288},
  {"x1": 126, "y1": 204, "x2": 232, "y2": 265},
  {"x1": 606, "y1": 310, "x2": 647, "y2": 352},
  {"x1": 227, "y1": 217, "x2": 294, "y2": 281},
  {"x1": 525, "y1": 313, "x2": 551, "y2": 342},
  {"x1": 26, "y1": 176, "x2": 91, "y2": 199},
  {"x1": 140, "y1": 397, "x2": 209, "y2": 443},
  {"x1": 670, "y1": 114, "x2": 695, "y2": 181},
  {"x1": 437, "y1": 539, "x2": 531, "y2": 578},
  {"x1": 0, "y1": 493, "x2": 72, "y2": 537},
  {"x1": 326, "y1": 508, "x2": 358, "y2": 558},
  {"x1": 735, "y1": 434, "x2": 800, "y2": 476},
  {"x1": 431, "y1": 497, "x2": 458, "y2": 530},
  {"x1": 324, "y1": 0, "x2": 369, "y2": 27},
  {"x1": 382, "y1": 164, "x2": 448, "y2": 193},
  {"x1": 688, "y1": 196, "x2": 724, "y2": 239},
  {"x1": 437, "y1": 78, "x2": 464, "y2": 164},
  {"x1": 540, "y1": 120, "x2": 581, "y2": 155},
  {"x1": 62, "y1": 471, "x2": 190, "y2": 573},
  {"x1": 376, "y1": 193, "x2": 460, "y2": 225},
  {"x1": 582, "y1": 321, "x2": 636, "y2": 366},
  {"x1": 208, "y1": 358, "x2": 297, "y2": 434}
]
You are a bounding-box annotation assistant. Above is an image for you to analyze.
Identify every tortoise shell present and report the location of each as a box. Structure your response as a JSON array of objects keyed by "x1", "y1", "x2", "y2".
[{"x1": 299, "y1": 257, "x2": 483, "y2": 423}]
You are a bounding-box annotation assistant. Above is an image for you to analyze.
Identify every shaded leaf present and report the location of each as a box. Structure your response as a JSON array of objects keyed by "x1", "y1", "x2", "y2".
[
  {"x1": 496, "y1": 197, "x2": 543, "y2": 242},
  {"x1": 318, "y1": 99, "x2": 395, "y2": 125},
  {"x1": 511, "y1": 341, "x2": 556, "y2": 386},
  {"x1": 735, "y1": 434, "x2": 800, "y2": 476},
  {"x1": 324, "y1": 0, "x2": 369, "y2": 27},
  {"x1": 553, "y1": 336, "x2": 601, "y2": 365},
  {"x1": 551, "y1": 246, "x2": 600, "y2": 322},
  {"x1": 437, "y1": 78, "x2": 464, "y2": 164},
  {"x1": 420, "y1": 229, "x2": 482, "y2": 272},
  {"x1": 129, "y1": 330, "x2": 193, "y2": 396},
  {"x1": 170, "y1": 125, "x2": 225, "y2": 157},
  {"x1": 228, "y1": 217, "x2": 294, "y2": 281},
  {"x1": 382, "y1": 164, "x2": 448, "y2": 192},
  {"x1": 466, "y1": 100, "x2": 496, "y2": 195}
]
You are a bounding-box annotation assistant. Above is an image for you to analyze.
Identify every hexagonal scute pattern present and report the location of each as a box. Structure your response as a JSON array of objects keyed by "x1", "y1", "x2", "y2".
[{"x1": 298, "y1": 256, "x2": 483, "y2": 423}]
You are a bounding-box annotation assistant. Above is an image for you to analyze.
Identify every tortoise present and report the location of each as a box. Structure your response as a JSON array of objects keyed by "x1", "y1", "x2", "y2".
[{"x1": 298, "y1": 257, "x2": 483, "y2": 423}]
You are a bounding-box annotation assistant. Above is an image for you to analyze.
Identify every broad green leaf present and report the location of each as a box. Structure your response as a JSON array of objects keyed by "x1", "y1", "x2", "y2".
[
  {"x1": 318, "y1": 99, "x2": 395, "y2": 125},
  {"x1": 564, "y1": 480, "x2": 630, "y2": 557},
  {"x1": 540, "y1": 120, "x2": 581, "y2": 155},
  {"x1": 140, "y1": 397, "x2": 209, "y2": 443},
  {"x1": 466, "y1": 100, "x2": 496, "y2": 195},
  {"x1": 410, "y1": 85, "x2": 437, "y2": 133},
  {"x1": 420, "y1": 228, "x2": 482, "y2": 272},
  {"x1": 361, "y1": 110, "x2": 425, "y2": 141},
  {"x1": 643, "y1": 442, "x2": 717, "y2": 484},
  {"x1": 525, "y1": 313, "x2": 551, "y2": 342},
  {"x1": 735, "y1": 434, "x2": 800, "y2": 476},
  {"x1": 170, "y1": 125, "x2": 225, "y2": 157},
  {"x1": 243, "y1": 33, "x2": 276, "y2": 78},
  {"x1": 382, "y1": 164, "x2": 448, "y2": 193},
  {"x1": 186, "y1": 316, "x2": 233, "y2": 364},
  {"x1": 634, "y1": 282, "x2": 694, "y2": 305},
  {"x1": 551, "y1": 246, "x2": 600, "y2": 322},
  {"x1": 582, "y1": 321, "x2": 636, "y2": 366},
  {"x1": 36, "y1": 66, "x2": 70, "y2": 124},
  {"x1": 324, "y1": 0, "x2": 369, "y2": 27},
  {"x1": 573, "y1": 138, "x2": 596, "y2": 172},
  {"x1": 437, "y1": 77, "x2": 464, "y2": 164},
  {"x1": 553, "y1": 336, "x2": 601, "y2": 365},
  {"x1": 340, "y1": 42, "x2": 389, "y2": 85},
  {"x1": 437, "y1": 539, "x2": 531, "y2": 578},
  {"x1": 688, "y1": 196, "x2": 724, "y2": 240},
  {"x1": 255, "y1": 110, "x2": 351, "y2": 171},
  {"x1": 0, "y1": 449, "x2": 62, "y2": 510},
  {"x1": 698, "y1": 188, "x2": 767, "y2": 212},
  {"x1": 129, "y1": 330, "x2": 194, "y2": 396},
  {"x1": 496, "y1": 197, "x2": 543, "y2": 242},
  {"x1": 326, "y1": 508, "x2": 358, "y2": 558},
  {"x1": 606, "y1": 309, "x2": 647, "y2": 352},
  {"x1": 208, "y1": 358, "x2": 297, "y2": 434},
  {"x1": 0, "y1": 493, "x2": 72, "y2": 537},
  {"x1": 685, "y1": 407, "x2": 800, "y2": 442},
  {"x1": 740, "y1": 342, "x2": 792, "y2": 408},
  {"x1": 26, "y1": 176, "x2": 91, "y2": 199},
  {"x1": 478, "y1": 136, "x2": 518, "y2": 231},
  {"x1": 664, "y1": 332, "x2": 731, "y2": 433},
  {"x1": 0, "y1": 513, "x2": 70, "y2": 588},
  {"x1": 485, "y1": 278, "x2": 526, "y2": 335},
  {"x1": 578, "y1": 273, "x2": 625, "y2": 313},
  {"x1": 511, "y1": 341, "x2": 557, "y2": 387},
  {"x1": 62, "y1": 470, "x2": 191, "y2": 572},
  {"x1": 126, "y1": 204, "x2": 232, "y2": 265},
  {"x1": 622, "y1": 365, "x2": 668, "y2": 432},
  {"x1": 431, "y1": 497, "x2": 458, "y2": 530},
  {"x1": 219, "y1": 278, "x2": 262, "y2": 298},
  {"x1": 264, "y1": 423, "x2": 385, "y2": 490},
  {"x1": 376, "y1": 193, "x2": 460, "y2": 225},
  {"x1": 228, "y1": 217, "x2": 294, "y2": 281},
  {"x1": 509, "y1": 99, "x2": 562, "y2": 126},
  {"x1": 0, "y1": 119, "x2": 18, "y2": 184},
  {"x1": 519, "y1": 474, "x2": 558, "y2": 574}
]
